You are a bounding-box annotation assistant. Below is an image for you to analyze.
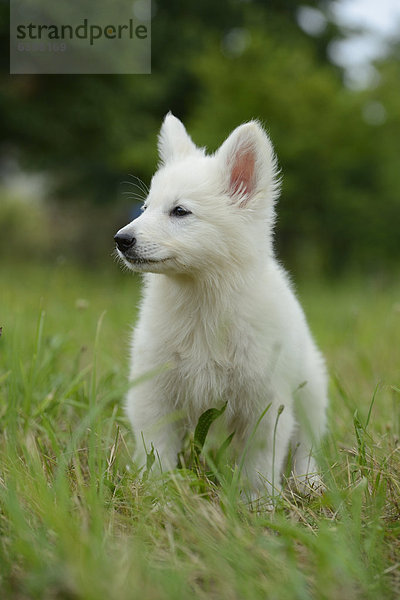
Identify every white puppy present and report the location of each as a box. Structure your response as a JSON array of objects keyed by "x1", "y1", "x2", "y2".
[{"x1": 115, "y1": 113, "x2": 328, "y2": 497}]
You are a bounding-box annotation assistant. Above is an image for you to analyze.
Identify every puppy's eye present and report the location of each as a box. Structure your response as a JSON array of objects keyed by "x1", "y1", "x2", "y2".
[
  {"x1": 141, "y1": 204, "x2": 147, "y2": 212},
  {"x1": 170, "y1": 206, "x2": 191, "y2": 217}
]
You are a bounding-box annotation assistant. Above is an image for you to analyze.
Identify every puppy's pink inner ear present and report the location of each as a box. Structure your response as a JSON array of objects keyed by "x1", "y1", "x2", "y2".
[{"x1": 229, "y1": 146, "x2": 256, "y2": 207}]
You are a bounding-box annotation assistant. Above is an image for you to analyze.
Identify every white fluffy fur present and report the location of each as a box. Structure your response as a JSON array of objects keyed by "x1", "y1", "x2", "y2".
[{"x1": 116, "y1": 113, "x2": 328, "y2": 497}]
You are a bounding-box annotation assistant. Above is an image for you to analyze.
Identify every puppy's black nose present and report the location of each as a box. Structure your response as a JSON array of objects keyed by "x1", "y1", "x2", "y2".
[{"x1": 114, "y1": 232, "x2": 136, "y2": 252}]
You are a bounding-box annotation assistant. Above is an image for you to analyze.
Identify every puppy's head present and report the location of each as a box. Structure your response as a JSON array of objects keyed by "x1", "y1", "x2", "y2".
[{"x1": 114, "y1": 113, "x2": 279, "y2": 276}]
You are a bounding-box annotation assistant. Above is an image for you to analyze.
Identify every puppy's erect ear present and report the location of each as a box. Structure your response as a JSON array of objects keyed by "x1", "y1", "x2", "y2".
[
  {"x1": 216, "y1": 121, "x2": 279, "y2": 208},
  {"x1": 158, "y1": 112, "x2": 201, "y2": 165}
]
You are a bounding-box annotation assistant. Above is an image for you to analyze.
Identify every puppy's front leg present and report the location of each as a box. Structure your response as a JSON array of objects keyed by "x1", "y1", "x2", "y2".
[
  {"x1": 240, "y1": 403, "x2": 295, "y2": 502},
  {"x1": 126, "y1": 382, "x2": 182, "y2": 473}
]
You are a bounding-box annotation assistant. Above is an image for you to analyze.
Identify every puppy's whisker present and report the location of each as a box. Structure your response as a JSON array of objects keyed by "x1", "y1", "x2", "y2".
[{"x1": 127, "y1": 174, "x2": 149, "y2": 194}]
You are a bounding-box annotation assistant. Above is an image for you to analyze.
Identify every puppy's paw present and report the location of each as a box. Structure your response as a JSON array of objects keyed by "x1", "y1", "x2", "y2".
[{"x1": 288, "y1": 472, "x2": 326, "y2": 497}]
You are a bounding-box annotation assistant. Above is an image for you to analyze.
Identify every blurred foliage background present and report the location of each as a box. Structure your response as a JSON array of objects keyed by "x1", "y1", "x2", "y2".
[{"x1": 1, "y1": 0, "x2": 399, "y2": 276}]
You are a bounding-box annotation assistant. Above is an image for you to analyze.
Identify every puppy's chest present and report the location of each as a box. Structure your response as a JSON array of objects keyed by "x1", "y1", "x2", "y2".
[{"x1": 162, "y1": 323, "x2": 264, "y2": 413}]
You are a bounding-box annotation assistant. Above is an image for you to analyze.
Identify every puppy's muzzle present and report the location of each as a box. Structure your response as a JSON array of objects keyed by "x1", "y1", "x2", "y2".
[{"x1": 114, "y1": 232, "x2": 136, "y2": 253}]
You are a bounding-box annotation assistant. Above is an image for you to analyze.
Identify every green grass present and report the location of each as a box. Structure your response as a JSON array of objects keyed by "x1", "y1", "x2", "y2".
[{"x1": 1, "y1": 261, "x2": 400, "y2": 599}]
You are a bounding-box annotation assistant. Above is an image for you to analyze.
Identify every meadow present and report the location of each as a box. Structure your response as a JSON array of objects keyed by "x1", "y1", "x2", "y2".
[{"x1": 0, "y1": 261, "x2": 399, "y2": 599}]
